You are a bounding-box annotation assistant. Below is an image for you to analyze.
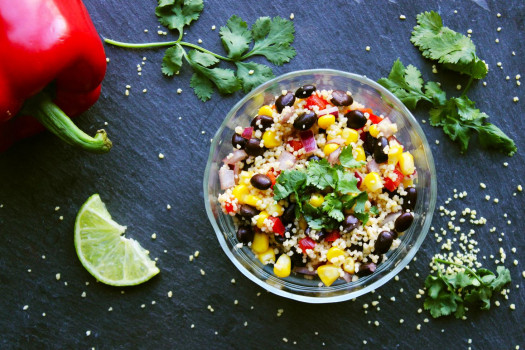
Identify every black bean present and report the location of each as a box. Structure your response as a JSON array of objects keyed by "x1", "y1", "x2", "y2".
[
  {"x1": 236, "y1": 226, "x2": 254, "y2": 244},
  {"x1": 357, "y1": 262, "x2": 377, "y2": 277},
  {"x1": 402, "y1": 187, "x2": 417, "y2": 211},
  {"x1": 374, "y1": 136, "x2": 389, "y2": 164},
  {"x1": 307, "y1": 155, "x2": 321, "y2": 162},
  {"x1": 395, "y1": 212, "x2": 414, "y2": 233},
  {"x1": 245, "y1": 138, "x2": 265, "y2": 157},
  {"x1": 281, "y1": 203, "x2": 296, "y2": 225},
  {"x1": 295, "y1": 85, "x2": 316, "y2": 99},
  {"x1": 239, "y1": 204, "x2": 258, "y2": 218},
  {"x1": 345, "y1": 110, "x2": 367, "y2": 129},
  {"x1": 349, "y1": 243, "x2": 363, "y2": 252},
  {"x1": 316, "y1": 229, "x2": 327, "y2": 241},
  {"x1": 274, "y1": 234, "x2": 286, "y2": 244},
  {"x1": 293, "y1": 112, "x2": 317, "y2": 130},
  {"x1": 363, "y1": 132, "x2": 376, "y2": 155},
  {"x1": 342, "y1": 214, "x2": 359, "y2": 232},
  {"x1": 250, "y1": 174, "x2": 272, "y2": 190},
  {"x1": 374, "y1": 231, "x2": 395, "y2": 255},
  {"x1": 330, "y1": 90, "x2": 353, "y2": 106},
  {"x1": 251, "y1": 115, "x2": 273, "y2": 131},
  {"x1": 275, "y1": 92, "x2": 295, "y2": 113},
  {"x1": 232, "y1": 133, "x2": 246, "y2": 149},
  {"x1": 291, "y1": 251, "x2": 306, "y2": 267}
]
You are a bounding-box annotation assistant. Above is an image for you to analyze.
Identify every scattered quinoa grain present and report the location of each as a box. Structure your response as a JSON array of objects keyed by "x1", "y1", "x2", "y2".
[
  {"x1": 399, "y1": 14, "x2": 406, "y2": 20},
  {"x1": 55, "y1": 273, "x2": 61, "y2": 281},
  {"x1": 365, "y1": 46, "x2": 371, "y2": 51},
  {"x1": 289, "y1": 13, "x2": 294, "y2": 20},
  {"x1": 177, "y1": 88, "x2": 182, "y2": 94},
  {"x1": 158, "y1": 153, "x2": 164, "y2": 159},
  {"x1": 151, "y1": 233, "x2": 157, "y2": 239},
  {"x1": 86, "y1": 330, "x2": 91, "y2": 336},
  {"x1": 480, "y1": 183, "x2": 486, "y2": 189},
  {"x1": 510, "y1": 304, "x2": 515, "y2": 310},
  {"x1": 211, "y1": 25, "x2": 216, "y2": 30},
  {"x1": 22, "y1": 305, "x2": 28, "y2": 311}
]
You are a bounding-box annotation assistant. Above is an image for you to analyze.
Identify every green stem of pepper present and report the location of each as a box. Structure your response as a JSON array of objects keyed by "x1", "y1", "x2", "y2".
[
  {"x1": 433, "y1": 258, "x2": 485, "y2": 285},
  {"x1": 22, "y1": 92, "x2": 112, "y2": 153}
]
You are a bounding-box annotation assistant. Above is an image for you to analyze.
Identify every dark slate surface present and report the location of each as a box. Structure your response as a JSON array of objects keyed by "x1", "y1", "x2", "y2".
[{"x1": 1, "y1": 0, "x2": 524, "y2": 349}]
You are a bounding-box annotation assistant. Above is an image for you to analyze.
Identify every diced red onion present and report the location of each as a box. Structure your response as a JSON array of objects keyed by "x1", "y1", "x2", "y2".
[
  {"x1": 317, "y1": 106, "x2": 339, "y2": 117},
  {"x1": 354, "y1": 171, "x2": 363, "y2": 187},
  {"x1": 327, "y1": 137, "x2": 345, "y2": 145},
  {"x1": 342, "y1": 272, "x2": 353, "y2": 283},
  {"x1": 278, "y1": 151, "x2": 296, "y2": 170},
  {"x1": 242, "y1": 127, "x2": 253, "y2": 139},
  {"x1": 377, "y1": 117, "x2": 394, "y2": 138},
  {"x1": 381, "y1": 212, "x2": 401, "y2": 226},
  {"x1": 219, "y1": 167, "x2": 235, "y2": 189},
  {"x1": 281, "y1": 108, "x2": 295, "y2": 122},
  {"x1": 299, "y1": 130, "x2": 317, "y2": 153},
  {"x1": 327, "y1": 146, "x2": 341, "y2": 165},
  {"x1": 222, "y1": 149, "x2": 248, "y2": 165},
  {"x1": 367, "y1": 159, "x2": 380, "y2": 173},
  {"x1": 292, "y1": 267, "x2": 317, "y2": 276}
]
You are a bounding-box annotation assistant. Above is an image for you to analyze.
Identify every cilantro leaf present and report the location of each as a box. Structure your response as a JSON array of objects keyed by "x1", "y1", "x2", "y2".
[
  {"x1": 306, "y1": 160, "x2": 337, "y2": 190},
  {"x1": 370, "y1": 206, "x2": 379, "y2": 216},
  {"x1": 187, "y1": 50, "x2": 219, "y2": 67},
  {"x1": 161, "y1": 44, "x2": 184, "y2": 76},
  {"x1": 378, "y1": 59, "x2": 438, "y2": 109},
  {"x1": 273, "y1": 170, "x2": 307, "y2": 201},
  {"x1": 245, "y1": 16, "x2": 296, "y2": 65},
  {"x1": 335, "y1": 169, "x2": 359, "y2": 194},
  {"x1": 423, "y1": 274, "x2": 462, "y2": 318},
  {"x1": 189, "y1": 72, "x2": 213, "y2": 101},
  {"x1": 490, "y1": 266, "x2": 511, "y2": 291},
  {"x1": 352, "y1": 192, "x2": 368, "y2": 213},
  {"x1": 187, "y1": 59, "x2": 241, "y2": 98},
  {"x1": 411, "y1": 11, "x2": 488, "y2": 79},
  {"x1": 476, "y1": 123, "x2": 517, "y2": 156},
  {"x1": 220, "y1": 15, "x2": 252, "y2": 59},
  {"x1": 321, "y1": 193, "x2": 344, "y2": 221},
  {"x1": 339, "y1": 146, "x2": 366, "y2": 169},
  {"x1": 156, "y1": 0, "x2": 204, "y2": 33},
  {"x1": 235, "y1": 61, "x2": 275, "y2": 93}
]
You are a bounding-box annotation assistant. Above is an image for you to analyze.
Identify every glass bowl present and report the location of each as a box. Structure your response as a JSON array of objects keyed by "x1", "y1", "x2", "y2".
[{"x1": 204, "y1": 69, "x2": 436, "y2": 303}]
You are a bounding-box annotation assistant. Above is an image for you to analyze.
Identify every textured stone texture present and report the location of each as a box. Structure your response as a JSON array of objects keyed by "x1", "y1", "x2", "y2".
[{"x1": 0, "y1": 0, "x2": 524, "y2": 348}]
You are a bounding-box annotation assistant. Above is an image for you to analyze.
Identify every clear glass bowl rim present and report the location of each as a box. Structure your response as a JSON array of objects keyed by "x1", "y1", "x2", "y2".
[{"x1": 204, "y1": 68, "x2": 437, "y2": 303}]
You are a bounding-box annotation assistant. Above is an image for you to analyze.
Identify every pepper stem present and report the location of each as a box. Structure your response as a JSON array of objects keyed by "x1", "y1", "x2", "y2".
[{"x1": 23, "y1": 93, "x2": 112, "y2": 153}]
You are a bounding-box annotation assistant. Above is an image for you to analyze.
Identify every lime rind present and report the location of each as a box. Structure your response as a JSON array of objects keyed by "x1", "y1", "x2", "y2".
[{"x1": 74, "y1": 194, "x2": 160, "y2": 286}]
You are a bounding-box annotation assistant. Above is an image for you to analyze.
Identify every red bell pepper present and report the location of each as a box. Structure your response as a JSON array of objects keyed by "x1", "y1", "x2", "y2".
[
  {"x1": 287, "y1": 139, "x2": 303, "y2": 152},
  {"x1": 324, "y1": 230, "x2": 341, "y2": 242},
  {"x1": 299, "y1": 237, "x2": 316, "y2": 252},
  {"x1": 0, "y1": 0, "x2": 111, "y2": 153},
  {"x1": 384, "y1": 169, "x2": 404, "y2": 192},
  {"x1": 305, "y1": 95, "x2": 327, "y2": 110},
  {"x1": 268, "y1": 217, "x2": 285, "y2": 236}
]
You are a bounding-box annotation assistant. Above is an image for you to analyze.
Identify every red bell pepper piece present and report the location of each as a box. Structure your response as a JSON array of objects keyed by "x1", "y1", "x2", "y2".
[
  {"x1": 268, "y1": 217, "x2": 285, "y2": 236},
  {"x1": 0, "y1": 0, "x2": 111, "y2": 153},
  {"x1": 384, "y1": 169, "x2": 404, "y2": 192},
  {"x1": 368, "y1": 113, "x2": 383, "y2": 124},
  {"x1": 287, "y1": 139, "x2": 303, "y2": 152},
  {"x1": 299, "y1": 237, "x2": 316, "y2": 251},
  {"x1": 324, "y1": 230, "x2": 341, "y2": 242},
  {"x1": 266, "y1": 170, "x2": 277, "y2": 188},
  {"x1": 305, "y1": 95, "x2": 327, "y2": 110},
  {"x1": 224, "y1": 202, "x2": 234, "y2": 213}
]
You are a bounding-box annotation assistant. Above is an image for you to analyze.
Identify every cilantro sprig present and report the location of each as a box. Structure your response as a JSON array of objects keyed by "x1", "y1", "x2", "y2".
[
  {"x1": 274, "y1": 157, "x2": 370, "y2": 230},
  {"x1": 424, "y1": 258, "x2": 511, "y2": 318},
  {"x1": 378, "y1": 11, "x2": 516, "y2": 155},
  {"x1": 104, "y1": 1, "x2": 296, "y2": 101}
]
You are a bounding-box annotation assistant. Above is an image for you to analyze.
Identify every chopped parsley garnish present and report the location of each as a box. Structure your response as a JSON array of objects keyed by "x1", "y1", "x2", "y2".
[
  {"x1": 273, "y1": 157, "x2": 371, "y2": 230},
  {"x1": 424, "y1": 259, "x2": 511, "y2": 318},
  {"x1": 104, "y1": 1, "x2": 296, "y2": 101},
  {"x1": 378, "y1": 11, "x2": 516, "y2": 156}
]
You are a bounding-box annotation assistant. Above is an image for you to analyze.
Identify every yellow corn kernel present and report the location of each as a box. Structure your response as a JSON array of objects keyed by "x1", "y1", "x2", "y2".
[
  {"x1": 326, "y1": 124, "x2": 341, "y2": 134},
  {"x1": 326, "y1": 134, "x2": 337, "y2": 141},
  {"x1": 258, "y1": 247, "x2": 276, "y2": 265},
  {"x1": 258, "y1": 105, "x2": 273, "y2": 117},
  {"x1": 232, "y1": 184, "x2": 250, "y2": 202},
  {"x1": 273, "y1": 254, "x2": 291, "y2": 278},
  {"x1": 309, "y1": 194, "x2": 324, "y2": 208},
  {"x1": 262, "y1": 130, "x2": 280, "y2": 148},
  {"x1": 318, "y1": 114, "x2": 336, "y2": 129},
  {"x1": 399, "y1": 152, "x2": 415, "y2": 175},
  {"x1": 368, "y1": 124, "x2": 380, "y2": 138},
  {"x1": 244, "y1": 194, "x2": 261, "y2": 208},
  {"x1": 317, "y1": 264, "x2": 340, "y2": 286},
  {"x1": 239, "y1": 171, "x2": 253, "y2": 185},
  {"x1": 402, "y1": 178, "x2": 414, "y2": 187},
  {"x1": 267, "y1": 202, "x2": 284, "y2": 216},
  {"x1": 354, "y1": 146, "x2": 366, "y2": 162},
  {"x1": 343, "y1": 257, "x2": 355, "y2": 274},
  {"x1": 341, "y1": 128, "x2": 359, "y2": 145},
  {"x1": 327, "y1": 247, "x2": 346, "y2": 262},
  {"x1": 252, "y1": 232, "x2": 269, "y2": 253},
  {"x1": 364, "y1": 172, "x2": 383, "y2": 192},
  {"x1": 388, "y1": 144, "x2": 404, "y2": 165},
  {"x1": 256, "y1": 211, "x2": 270, "y2": 228},
  {"x1": 323, "y1": 143, "x2": 340, "y2": 156}
]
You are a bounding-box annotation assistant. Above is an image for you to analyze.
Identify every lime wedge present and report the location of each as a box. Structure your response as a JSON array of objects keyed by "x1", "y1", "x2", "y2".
[{"x1": 74, "y1": 194, "x2": 160, "y2": 286}]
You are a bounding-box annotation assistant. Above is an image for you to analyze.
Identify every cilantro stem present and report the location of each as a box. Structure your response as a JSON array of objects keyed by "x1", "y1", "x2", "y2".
[
  {"x1": 461, "y1": 77, "x2": 474, "y2": 97},
  {"x1": 434, "y1": 258, "x2": 484, "y2": 285},
  {"x1": 178, "y1": 42, "x2": 233, "y2": 62},
  {"x1": 103, "y1": 38, "x2": 180, "y2": 49}
]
